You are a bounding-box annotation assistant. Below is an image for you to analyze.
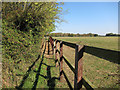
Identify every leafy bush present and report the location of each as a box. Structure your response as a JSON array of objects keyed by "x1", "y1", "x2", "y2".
[{"x1": 2, "y1": 2, "x2": 63, "y2": 87}]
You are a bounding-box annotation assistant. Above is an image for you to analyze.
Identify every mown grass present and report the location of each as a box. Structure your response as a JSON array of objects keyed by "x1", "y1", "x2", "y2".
[
  {"x1": 54, "y1": 37, "x2": 118, "y2": 51},
  {"x1": 54, "y1": 37, "x2": 120, "y2": 88}
]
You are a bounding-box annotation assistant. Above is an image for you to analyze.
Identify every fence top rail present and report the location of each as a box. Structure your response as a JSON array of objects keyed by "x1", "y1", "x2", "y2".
[
  {"x1": 51, "y1": 37, "x2": 120, "y2": 64},
  {"x1": 53, "y1": 38, "x2": 77, "y2": 49}
]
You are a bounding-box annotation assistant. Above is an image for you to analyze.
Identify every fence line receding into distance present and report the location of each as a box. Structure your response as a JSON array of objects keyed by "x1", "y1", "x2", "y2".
[{"x1": 47, "y1": 36, "x2": 120, "y2": 90}]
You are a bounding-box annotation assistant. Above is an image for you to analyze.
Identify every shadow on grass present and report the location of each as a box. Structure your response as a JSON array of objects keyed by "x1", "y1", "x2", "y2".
[
  {"x1": 16, "y1": 42, "x2": 60, "y2": 89},
  {"x1": 32, "y1": 47, "x2": 59, "y2": 89},
  {"x1": 16, "y1": 55, "x2": 41, "y2": 89},
  {"x1": 16, "y1": 43, "x2": 46, "y2": 89},
  {"x1": 42, "y1": 63, "x2": 55, "y2": 67},
  {"x1": 84, "y1": 45, "x2": 120, "y2": 64},
  {"x1": 47, "y1": 66, "x2": 60, "y2": 89},
  {"x1": 32, "y1": 42, "x2": 58, "y2": 89},
  {"x1": 32, "y1": 42, "x2": 47, "y2": 89},
  {"x1": 39, "y1": 66, "x2": 60, "y2": 90},
  {"x1": 45, "y1": 57, "x2": 54, "y2": 60}
]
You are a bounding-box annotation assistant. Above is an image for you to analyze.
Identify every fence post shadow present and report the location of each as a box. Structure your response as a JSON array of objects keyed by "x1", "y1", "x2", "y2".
[
  {"x1": 15, "y1": 42, "x2": 45, "y2": 89},
  {"x1": 38, "y1": 65, "x2": 60, "y2": 89},
  {"x1": 32, "y1": 42, "x2": 47, "y2": 89},
  {"x1": 47, "y1": 66, "x2": 55, "y2": 89},
  {"x1": 84, "y1": 45, "x2": 120, "y2": 64},
  {"x1": 15, "y1": 55, "x2": 40, "y2": 89}
]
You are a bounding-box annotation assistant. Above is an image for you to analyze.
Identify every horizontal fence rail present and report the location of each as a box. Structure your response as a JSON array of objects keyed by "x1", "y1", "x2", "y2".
[
  {"x1": 53, "y1": 39, "x2": 76, "y2": 49},
  {"x1": 56, "y1": 49, "x2": 75, "y2": 74},
  {"x1": 63, "y1": 55, "x2": 75, "y2": 74},
  {"x1": 47, "y1": 36, "x2": 119, "y2": 90},
  {"x1": 54, "y1": 38, "x2": 120, "y2": 64}
]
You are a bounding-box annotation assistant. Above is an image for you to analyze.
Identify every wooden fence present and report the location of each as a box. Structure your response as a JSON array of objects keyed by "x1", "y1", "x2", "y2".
[{"x1": 47, "y1": 36, "x2": 120, "y2": 89}]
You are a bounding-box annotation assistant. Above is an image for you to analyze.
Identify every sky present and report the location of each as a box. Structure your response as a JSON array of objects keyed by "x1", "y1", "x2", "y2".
[{"x1": 53, "y1": 2, "x2": 118, "y2": 35}]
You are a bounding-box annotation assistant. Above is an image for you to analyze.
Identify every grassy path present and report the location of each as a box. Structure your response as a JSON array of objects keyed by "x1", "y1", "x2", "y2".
[{"x1": 16, "y1": 41, "x2": 67, "y2": 89}]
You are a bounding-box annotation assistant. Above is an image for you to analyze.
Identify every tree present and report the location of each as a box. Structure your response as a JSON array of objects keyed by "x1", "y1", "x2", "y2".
[
  {"x1": 2, "y1": 2, "x2": 64, "y2": 87},
  {"x1": 2, "y1": 2, "x2": 64, "y2": 35},
  {"x1": 106, "y1": 33, "x2": 114, "y2": 36},
  {"x1": 94, "y1": 34, "x2": 98, "y2": 37}
]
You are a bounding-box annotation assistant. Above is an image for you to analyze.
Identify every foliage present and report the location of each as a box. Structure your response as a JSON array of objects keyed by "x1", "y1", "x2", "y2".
[
  {"x1": 106, "y1": 33, "x2": 120, "y2": 36},
  {"x1": 2, "y1": 2, "x2": 64, "y2": 87},
  {"x1": 2, "y1": 2, "x2": 63, "y2": 34}
]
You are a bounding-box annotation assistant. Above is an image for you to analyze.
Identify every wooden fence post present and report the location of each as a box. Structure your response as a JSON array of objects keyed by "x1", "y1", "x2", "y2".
[
  {"x1": 50, "y1": 37, "x2": 54, "y2": 55},
  {"x1": 48, "y1": 40, "x2": 49, "y2": 55},
  {"x1": 55, "y1": 40, "x2": 58, "y2": 67},
  {"x1": 60, "y1": 41, "x2": 63, "y2": 81},
  {"x1": 53, "y1": 39, "x2": 55, "y2": 55},
  {"x1": 42, "y1": 42, "x2": 44, "y2": 49},
  {"x1": 74, "y1": 45, "x2": 84, "y2": 89}
]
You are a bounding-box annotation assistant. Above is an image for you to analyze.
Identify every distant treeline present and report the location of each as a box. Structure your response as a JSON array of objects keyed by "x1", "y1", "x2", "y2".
[
  {"x1": 45, "y1": 33, "x2": 120, "y2": 37},
  {"x1": 106, "y1": 33, "x2": 120, "y2": 36}
]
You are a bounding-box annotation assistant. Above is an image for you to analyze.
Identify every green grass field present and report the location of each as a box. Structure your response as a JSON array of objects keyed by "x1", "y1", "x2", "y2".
[
  {"x1": 54, "y1": 37, "x2": 120, "y2": 88},
  {"x1": 54, "y1": 37, "x2": 119, "y2": 51}
]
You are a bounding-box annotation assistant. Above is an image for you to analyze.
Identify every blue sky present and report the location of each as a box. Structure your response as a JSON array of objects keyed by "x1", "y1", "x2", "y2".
[{"x1": 53, "y1": 2, "x2": 118, "y2": 35}]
